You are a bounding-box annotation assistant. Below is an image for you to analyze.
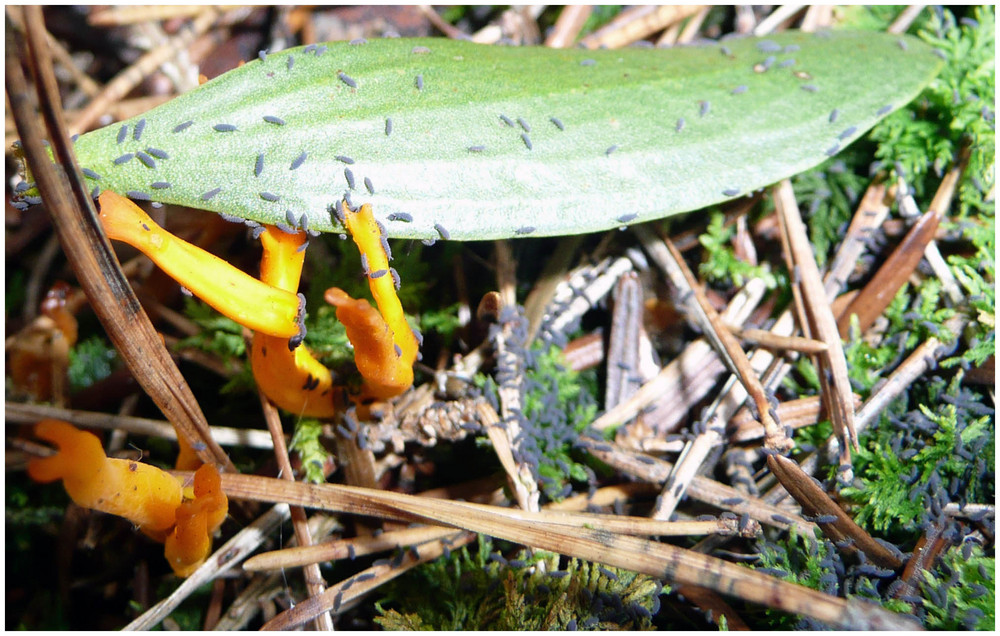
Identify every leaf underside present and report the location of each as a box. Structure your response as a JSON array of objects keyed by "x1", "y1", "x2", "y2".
[{"x1": 62, "y1": 31, "x2": 941, "y2": 240}]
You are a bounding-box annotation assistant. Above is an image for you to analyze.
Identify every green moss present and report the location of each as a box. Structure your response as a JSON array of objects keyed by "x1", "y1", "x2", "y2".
[
  {"x1": 289, "y1": 418, "x2": 330, "y2": 484},
  {"x1": 477, "y1": 344, "x2": 600, "y2": 501},
  {"x1": 698, "y1": 211, "x2": 780, "y2": 288},
  {"x1": 840, "y1": 374, "x2": 994, "y2": 533},
  {"x1": 175, "y1": 296, "x2": 246, "y2": 359},
  {"x1": 921, "y1": 542, "x2": 995, "y2": 630},
  {"x1": 67, "y1": 335, "x2": 118, "y2": 391},
  {"x1": 376, "y1": 536, "x2": 666, "y2": 630}
]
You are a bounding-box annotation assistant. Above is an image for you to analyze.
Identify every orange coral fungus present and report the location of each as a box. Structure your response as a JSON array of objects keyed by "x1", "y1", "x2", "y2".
[
  {"x1": 7, "y1": 282, "x2": 78, "y2": 403},
  {"x1": 328, "y1": 200, "x2": 419, "y2": 402},
  {"x1": 96, "y1": 190, "x2": 304, "y2": 339},
  {"x1": 248, "y1": 202, "x2": 419, "y2": 418},
  {"x1": 164, "y1": 463, "x2": 228, "y2": 576},
  {"x1": 28, "y1": 419, "x2": 182, "y2": 532},
  {"x1": 250, "y1": 226, "x2": 343, "y2": 417},
  {"x1": 28, "y1": 420, "x2": 229, "y2": 577}
]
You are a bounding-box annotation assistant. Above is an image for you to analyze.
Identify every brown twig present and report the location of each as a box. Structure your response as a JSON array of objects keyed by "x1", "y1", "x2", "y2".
[
  {"x1": 257, "y1": 389, "x2": 332, "y2": 631},
  {"x1": 580, "y1": 5, "x2": 704, "y2": 49},
  {"x1": 216, "y1": 472, "x2": 918, "y2": 630},
  {"x1": 6, "y1": 401, "x2": 275, "y2": 449},
  {"x1": 544, "y1": 4, "x2": 592, "y2": 48},
  {"x1": 774, "y1": 179, "x2": 856, "y2": 459},
  {"x1": 837, "y1": 158, "x2": 965, "y2": 337},
  {"x1": 7, "y1": 6, "x2": 232, "y2": 471}
]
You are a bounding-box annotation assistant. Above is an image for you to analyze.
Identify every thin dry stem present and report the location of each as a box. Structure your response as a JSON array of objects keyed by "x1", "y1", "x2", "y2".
[
  {"x1": 544, "y1": 5, "x2": 593, "y2": 48},
  {"x1": 774, "y1": 179, "x2": 856, "y2": 458},
  {"x1": 258, "y1": 390, "x2": 332, "y2": 630},
  {"x1": 214, "y1": 472, "x2": 915, "y2": 630},
  {"x1": 581, "y1": 5, "x2": 705, "y2": 49}
]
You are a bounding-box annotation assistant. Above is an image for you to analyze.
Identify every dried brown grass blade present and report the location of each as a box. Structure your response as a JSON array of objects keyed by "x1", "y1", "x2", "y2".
[
  {"x1": 257, "y1": 390, "x2": 332, "y2": 630},
  {"x1": 836, "y1": 160, "x2": 964, "y2": 337},
  {"x1": 244, "y1": 525, "x2": 462, "y2": 572},
  {"x1": 216, "y1": 472, "x2": 918, "y2": 629},
  {"x1": 262, "y1": 531, "x2": 477, "y2": 629},
  {"x1": 6, "y1": 7, "x2": 232, "y2": 471},
  {"x1": 773, "y1": 179, "x2": 856, "y2": 459},
  {"x1": 767, "y1": 454, "x2": 902, "y2": 569}
]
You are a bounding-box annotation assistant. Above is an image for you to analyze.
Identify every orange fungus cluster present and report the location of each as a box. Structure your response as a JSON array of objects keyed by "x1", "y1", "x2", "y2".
[{"x1": 28, "y1": 420, "x2": 227, "y2": 577}]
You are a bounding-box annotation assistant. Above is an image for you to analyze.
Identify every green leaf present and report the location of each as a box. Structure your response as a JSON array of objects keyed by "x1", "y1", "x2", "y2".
[{"x1": 62, "y1": 32, "x2": 941, "y2": 240}]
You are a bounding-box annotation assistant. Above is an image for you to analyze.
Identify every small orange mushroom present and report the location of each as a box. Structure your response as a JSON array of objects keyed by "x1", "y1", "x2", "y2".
[
  {"x1": 7, "y1": 281, "x2": 79, "y2": 403},
  {"x1": 28, "y1": 419, "x2": 182, "y2": 532},
  {"x1": 28, "y1": 420, "x2": 229, "y2": 577},
  {"x1": 163, "y1": 463, "x2": 228, "y2": 576},
  {"x1": 96, "y1": 190, "x2": 304, "y2": 339},
  {"x1": 327, "y1": 200, "x2": 419, "y2": 403},
  {"x1": 250, "y1": 226, "x2": 343, "y2": 417}
]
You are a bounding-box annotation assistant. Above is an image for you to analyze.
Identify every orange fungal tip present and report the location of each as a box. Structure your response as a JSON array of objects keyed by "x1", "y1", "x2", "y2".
[
  {"x1": 27, "y1": 420, "x2": 230, "y2": 578},
  {"x1": 28, "y1": 419, "x2": 182, "y2": 532},
  {"x1": 247, "y1": 205, "x2": 418, "y2": 419},
  {"x1": 250, "y1": 225, "x2": 340, "y2": 417},
  {"x1": 96, "y1": 191, "x2": 302, "y2": 338},
  {"x1": 164, "y1": 464, "x2": 228, "y2": 577}
]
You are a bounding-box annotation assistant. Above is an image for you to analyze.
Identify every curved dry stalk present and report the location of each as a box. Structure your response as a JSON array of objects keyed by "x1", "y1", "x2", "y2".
[
  {"x1": 212, "y1": 472, "x2": 920, "y2": 629},
  {"x1": 257, "y1": 390, "x2": 332, "y2": 630},
  {"x1": 7, "y1": 6, "x2": 233, "y2": 471}
]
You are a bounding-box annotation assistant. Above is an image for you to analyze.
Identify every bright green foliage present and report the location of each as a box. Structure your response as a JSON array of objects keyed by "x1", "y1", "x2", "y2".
[
  {"x1": 375, "y1": 536, "x2": 666, "y2": 630},
  {"x1": 176, "y1": 296, "x2": 246, "y2": 359},
  {"x1": 868, "y1": 6, "x2": 995, "y2": 213},
  {"x1": 843, "y1": 317, "x2": 898, "y2": 393},
  {"x1": 921, "y1": 542, "x2": 995, "y2": 630},
  {"x1": 289, "y1": 418, "x2": 329, "y2": 484},
  {"x1": 839, "y1": 436, "x2": 927, "y2": 532},
  {"x1": 47, "y1": 32, "x2": 941, "y2": 240},
  {"x1": 943, "y1": 212, "x2": 995, "y2": 369},
  {"x1": 841, "y1": 378, "x2": 994, "y2": 533},
  {"x1": 698, "y1": 211, "x2": 780, "y2": 289},
  {"x1": 67, "y1": 335, "x2": 118, "y2": 391}
]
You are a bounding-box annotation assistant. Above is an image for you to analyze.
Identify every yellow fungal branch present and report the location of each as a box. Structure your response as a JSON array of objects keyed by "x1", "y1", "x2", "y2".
[
  {"x1": 97, "y1": 191, "x2": 304, "y2": 339},
  {"x1": 28, "y1": 420, "x2": 229, "y2": 577},
  {"x1": 28, "y1": 419, "x2": 182, "y2": 531},
  {"x1": 249, "y1": 202, "x2": 418, "y2": 419},
  {"x1": 328, "y1": 200, "x2": 419, "y2": 402},
  {"x1": 250, "y1": 226, "x2": 343, "y2": 418}
]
